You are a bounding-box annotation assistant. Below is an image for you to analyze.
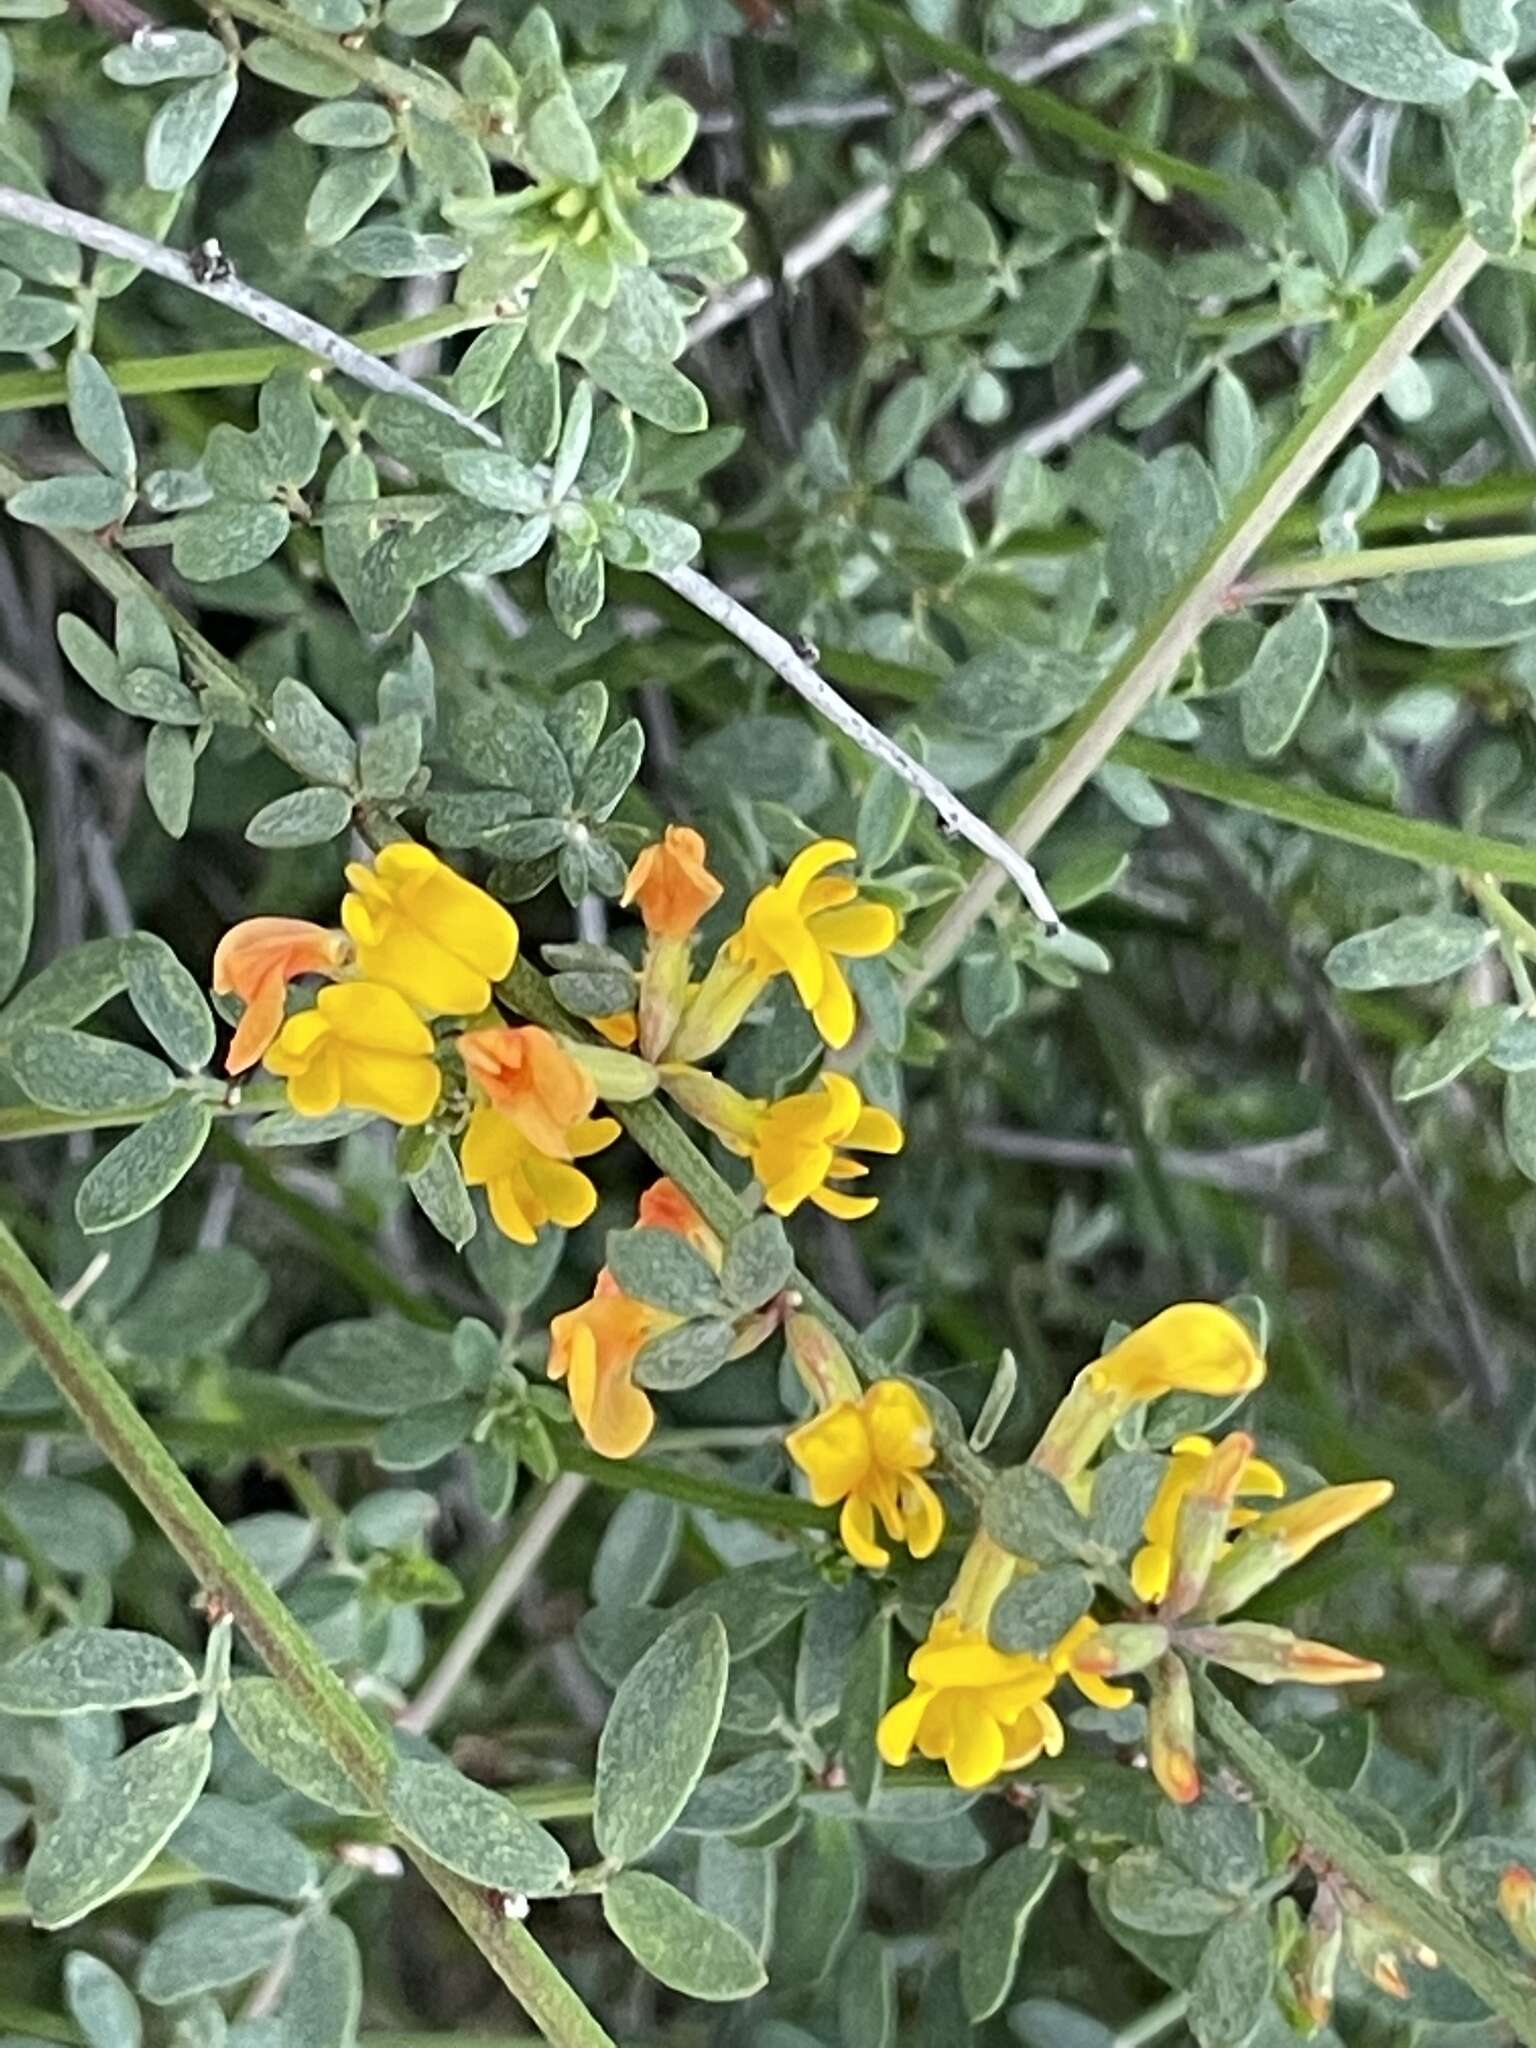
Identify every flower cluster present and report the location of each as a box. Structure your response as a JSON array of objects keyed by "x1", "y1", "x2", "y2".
[
  {"x1": 780, "y1": 1301, "x2": 1392, "y2": 1799},
  {"x1": 211, "y1": 824, "x2": 904, "y2": 1461}
]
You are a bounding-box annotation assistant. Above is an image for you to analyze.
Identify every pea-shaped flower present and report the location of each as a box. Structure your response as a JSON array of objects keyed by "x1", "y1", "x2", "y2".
[
  {"x1": 264, "y1": 982, "x2": 441, "y2": 1124},
  {"x1": 728, "y1": 837, "x2": 899, "y2": 1049},
  {"x1": 460, "y1": 1104, "x2": 619, "y2": 1245},
  {"x1": 342, "y1": 845, "x2": 518, "y2": 1017},
  {"x1": 212, "y1": 916, "x2": 347, "y2": 1073},
  {"x1": 787, "y1": 1377, "x2": 943, "y2": 1568}
]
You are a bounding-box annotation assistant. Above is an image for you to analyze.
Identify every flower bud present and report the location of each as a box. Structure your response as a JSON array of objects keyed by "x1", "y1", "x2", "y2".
[
  {"x1": 785, "y1": 1311, "x2": 862, "y2": 1408},
  {"x1": 637, "y1": 932, "x2": 693, "y2": 1062},
  {"x1": 1160, "y1": 1431, "x2": 1253, "y2": 1620},
  {"x1": 1499, "y1": 1864, "x2": 1536, "y2": 1958},
  {"x1": 1147, "y1": 1652, "x2": 1200, "y2": 1805},
  {"x1": 1179, "y1": 1622, "x2": 1384, "y2": 1688},
  {"x1": 1193, "y1": 1480, "x2": 1394, "y2": 1620},
  {"x1": 1285, "y1": 1892, "x2": 1342, "y2": 2036},
  {"x1": 1070, "y1": 1622, "x2": 1169, "y2": 1678}
]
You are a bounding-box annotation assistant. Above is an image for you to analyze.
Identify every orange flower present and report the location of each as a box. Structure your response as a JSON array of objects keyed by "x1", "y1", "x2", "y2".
[
  {"x1": 549, "y1": 1273, "x2": 675, "y2": 1459},
  {"x1": 213, "y1": 917, "x2": 347, "y2": 1074},
  {"x1": 459, "y1": 1025, "x2": 598, "y2": 1157},
  {"x1": 623, "y1": 826, "x2": 723, "y2": 939},
  {"x1": 637, "y1": 1176, "x2": 722, "y2": 1266}
]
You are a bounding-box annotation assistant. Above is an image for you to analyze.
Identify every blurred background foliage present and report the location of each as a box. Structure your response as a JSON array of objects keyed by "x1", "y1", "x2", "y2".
[{"x1": 6, "y1": 0, "x2": 1536, "y2": 2044}]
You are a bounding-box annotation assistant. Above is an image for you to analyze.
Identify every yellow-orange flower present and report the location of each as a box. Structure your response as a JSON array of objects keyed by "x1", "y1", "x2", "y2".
[
  {"x1": 878, "y1": 1615, "x2": 1064, "y2": 1789},
  {"x1": 726, "y1": 838, "x2": 900, "y2": 1049},
  {"x1": 460, "y1": 1103, "x2": 618, "y2": 1245},
  {"x1": 787, "y1": 1378, "x2": 943, "y2": 1569},
  {"x1": 735, "y1": 1072, "x2": 903, "y2": 1220},
  {"x1": 342, "y1": 844, "x2": 518, "y2": 1016},
  {"x1": 459, "y1": 1025, "x2": 597, "y2": 1157},
  {"x1": 213, "y1": 917, "x2": 347, "y2": 1074},
  {"x1": 592, "y1": 1010, "x2": 639, "y2": 1049},
  {"x1": 263, "y1": 982, "x2": 441, "y2": 1125},
  {"x1": 623, "y1": 825, "x2": 723, "y2": 939},
  {"x1": 1130, "y1": 1433, "x2": 1285, "y2": 1605},
  {"x1": 636, "y1": 1176, "x2": 721, "y2": 1266}
]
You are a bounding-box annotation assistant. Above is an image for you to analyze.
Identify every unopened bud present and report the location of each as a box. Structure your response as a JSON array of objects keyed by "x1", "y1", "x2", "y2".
[
  {"x1": 1073, "y1": 1622, "x2": 1169, "y2": 1678},
  {"x1": 1160, "y1": 1431, "x2": 1254, "y2": 1620},
  {"x1": 1285, "y1": 1891, "x2": 1342, "y2": 2037},
  {"x1": 1147, "y1": 1652, "x2": 1200, "y2": 1805},
  {"x1": 1499, "y1": 1865, "x2": 1536, "y2": 1957},
  {"x1": 637, "y1": 932, "x2": 693, "y2": 1063},
  {"x1": 1180, "y1": 1622, "x2": 1384, "y2": 1688},
  {"x1": 786, "y1": 1311, "x2": 862, "y2": 1408},
  {"x1": 1193, "y1": 1480, "x2": 1393, "y2": 1620}
]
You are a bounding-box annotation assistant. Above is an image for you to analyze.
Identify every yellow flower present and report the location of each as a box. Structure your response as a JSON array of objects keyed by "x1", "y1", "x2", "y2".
[
  {"x1": 726, "y1": 838, "x2": 900, "y2": 1049},
  {"x1": 739, "y1": 1072, "x2": 904, "y2": 1220},
  {"x1": 459, "y1": 1024, "x2": 598, "y2": 1157},
  {"x1": 623, "y1": 825, "x2": 723, "y2": 939},
  {"x1": 592, "y1": 1010, "x2": 639, "y2": 1049},
  {"x1": 786, "y1": 1378, "x2": 943, "y2": 1569},
  {"x1": 1032, "y1": 1302, "x2": 1266, "y2": 1482},
  {"x1": 460, "y1": 1103, "x2": 618, "y2": 1245},
  {"x1": 212, "y1": 916, "x2": 348, "y2": 1074},
  {"x1": 548, "y1": 1275, "x2": 675, "y2": 1460},
  {"x1": 263, "y1": 982, "x2": 441, "y2": 1125},
  {"x1": 877, "y1": 1615, "x2": 1065, "y2": 1789},
  {"x1": 1130, "y1": 1433, "x2": 1285, "y2": 1605},
  {"x1": 342, "y1": 844, "x2": 518, "y2": 1016},
  {"x1": 636, "y1": 1176, "x2": 722, "y2": 1266}
]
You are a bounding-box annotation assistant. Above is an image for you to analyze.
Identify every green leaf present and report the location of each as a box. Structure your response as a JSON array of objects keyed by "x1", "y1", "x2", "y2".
[
  {"x1": 294, "y1": 99, "x2": 397, "y2": 146},
  {"x1": 605, "y1": 1225, "x2": 723, "y2": 1316},
  {"x1": 961, "y1": 1846, "x2": 1059, "y2": 2021},
  {"x1": 1324, "y1": 913, "x2": 1491, "y2": 992},
  {"x1": 403, "y1": 1130, "x2": 476, "y2": 1249},
  {"x1": 0, "y1": 293, "x2": 79, "y2": 351},
  {"x1": 442, "y1": 448, "x2": 546, "y2": 513},
  {"x1": 11, "y1": 1026, "x2": 174, "y2": 1114},
  {"x1": 631, "y1": 1317, "x2": 734, "y2": 1391},
  {"x1": 720, "y1": 1213, "x2": 794, "y2": 1311},
  {"x1": 145, "y1": 71, "x2": 238, "y2": 190},
  {"x1": 602, "y1": 1870, "x2": 767, "y2": 2000},
  {"x1": 982, "y1": 1463, "x2": 1091, "y2": 1565},
  {"x1": 103, "y1": 27, "x2": 226, "y2": 82},
  {"x1": 67, "y1": 351, "x2": 134, "y2": 482},
  {"x1": 137, "y1": 1904, "x2": 293, "y2": 2004},
  {"x1": 1355, "y1": 556, "x2": 1536, "y2": 646},
  {"x1": 144, "y1": 726, "x2": 196, "y2": 839},
  {"x1": 0, "y1": 1626, "x2": 197, "y2": 1714},
  {"x1": 246, "y1": 786, "x2": 354, "y2": 848},
  {"x1": 306, "y1": 147, "x2": 400, "y2": 247},
  {"x1": 1504, "y1": 1070, "x2": 1536, "y2": 1180},
  {"x1": 1087, "y1": 1452, "x2": 1165, "y2": 1560},
  {"x1": 125, "y1": 933, "x2": 215, "y2": 1072},
  {"x1": 1237, "y1": 598, "x2": 1330, "y2": 759},
  {"x1": 338, "y1": 226, "x2": 465, "y2": 277},
  {"x1": 1159, "y1": 1786, "x2": 1266, "y2": 1895},
  {"x1": 172, "y1": 501, "x2": 290, "y2": 581},
  {"x1": 284, "y1": 1916, "x2": 362, "y2": 2048},
  {"x1": 1393, "y1": 1005, "x2": 1506, "y2": 1101},
  {"x1": 546, "y1": 539, "x2": 605, "y2": 638},
  {"x1": 386, "y1": 1759, "x2": 570, "y2": 1895},
  {"x1": 1107, "y1": 447, "x2": 1222, "y2": 624},
  {"x1": 0, "y1": 773, "x2": 32, "y2": 1006},
  {"x1": 526, "y1": 90, "x2": 600, "y2": 183},
  {"x1": 989, "y1": 1564, "x2": 1093, "y2": 1656},
  {"x1": 935, "y1": 644, "x2": 1098, "y2": 739},
  {"x1": 839, "y1": 1932, "x2": 896, "y2": 2048},
  {"x1": 1449, "y1": 83, "x2": 1528, "y2": 257},
  {"x1": 169, "y1": 1794, "x2": 318, "y2": 1901},
  {"x1": 113, "y1": 1246, "x2": 268, "y2": 1362},
  {"x1": 281, "y1": 1316, "x2": 457, "y2": 1413},
  {"x1": 773, "y1": 1816, "x2": 863, "y2": 1984},
  {"x1": 1188, "y1": 1905, "x2": 1274, "y2": 2048},
  {"x1": 1104, "y1": 1849, "x2": 1233, "y2": 1936},
  {"x1": 24, "y1": 1723, "x2": 211, "y2": 1930},
  {"x1": 74, "y1": 1095, "x2": 212, "y2": 1233},
  {"x1": 9, "y1": 472, "x2": 134, "y2": 529},
  {"x1": 841, "y1": 1609, "x2": 891, "y2": 1808},
  {"x1": 2, "y1": 1476, "x2": 132, "y2": 1575},
  {"x1": 223, "y1": 1679, "x2": 372, "y2": 1815},
  {"x1": 591, "y1": 1493, "x2": 681, "y2": 1608},
  {"x1": 63, "y1": 1954, "x2": 141, "y2": 2048},
  {"x1": 271, "y1": 677, "x2": 357, "y2": 787},
  {"x1": 594, "y1": 1610, "x2": 729, "y2": 1865},
  {"x1": 675, "y1": 1751, "x2": 802, "y2": 1835},
  {"x1": 1207, "y1": 367, "x2": 1259, "y2": 500},
  {"x1": 1286, "y1": 0, "x2": 1481, "y2": 106},
  {"x1": 577, "y1": 718, "x2": 644, "y2": 819}
]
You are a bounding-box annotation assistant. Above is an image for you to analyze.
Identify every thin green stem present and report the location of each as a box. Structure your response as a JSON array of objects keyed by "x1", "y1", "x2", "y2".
[
  {"x1": 903, "y1": 178, "x2": 1529, "y2": 999},
  {"x1": 1192, "y1": 1668, "x2": 1536, "y2": 2045},
  {"x1": 1117, "y1": 736, "x2": 1536, "y2": 889},
  {"x1": 0, "y1": 1086, "x2": 284, "y2": 1144},
  {"x1": 1239, "y1": 532, "x2": 1536, "y2": 596},
  {"x1": 0, "y1": 1221, "x2": 616, "y2": 2048},
  {"x1": 0, "y1": 308, "x2": 486, "y2": 418}
]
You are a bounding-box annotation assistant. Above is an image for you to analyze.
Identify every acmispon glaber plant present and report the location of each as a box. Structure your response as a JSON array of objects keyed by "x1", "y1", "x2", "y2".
[{"x1": 211, "y1": 820, "x2": 906, "y2": 1458}]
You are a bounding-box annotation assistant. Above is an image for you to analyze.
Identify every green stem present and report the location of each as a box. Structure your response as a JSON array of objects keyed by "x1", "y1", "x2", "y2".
[
  {"x1": 847, "y1": 0, "x2": 1272, "y2": 225},
  {"x1": 1240, "y1": 532, "x2": 1536, "y2": 596},
  {"x1": 903, "y1": 177, "x2": 1528, "y2": 998},
  {"x1": 0, "y1": 307, "x2": 486, "y2": 418},
  {"x1": 1191, "y1": 1667, "x2": 1536, "y2": 2045},
  {"x1": 1117, "y1": 736, "x2": 1536, "y2": 889},
  {"x1": 0, "y1": 1221, "x2": 616, "y2": 2048},
  {"x1": 0, "y1": 1086, "x2": 284, "y2": 1144}
]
